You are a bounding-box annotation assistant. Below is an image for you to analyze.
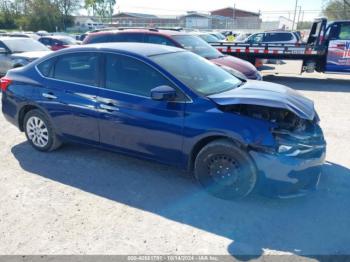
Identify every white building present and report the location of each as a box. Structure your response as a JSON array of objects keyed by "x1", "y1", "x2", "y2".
[
  {"x1": 261, "y1": 16, "x2": 295, "y2": 31},
  {"x1": 181, "y1": 12, "x2": 211, "y2": 29},
  {"x1": 72, "y1": 16, "x2": 104, "y2": 31}
]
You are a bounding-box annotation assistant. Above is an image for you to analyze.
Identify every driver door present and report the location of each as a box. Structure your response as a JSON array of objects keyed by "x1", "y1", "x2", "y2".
[{"x1": 97, "y1": 53, "x2": 187, "y2": 165}]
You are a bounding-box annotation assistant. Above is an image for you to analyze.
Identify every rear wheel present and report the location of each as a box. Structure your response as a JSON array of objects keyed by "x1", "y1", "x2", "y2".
[
  {"x1": 194, "y1": 139, "x2": 257, "y2": 200},
  {"x1": 24, "y1": 109, "x2": 61, "y2": 152}
]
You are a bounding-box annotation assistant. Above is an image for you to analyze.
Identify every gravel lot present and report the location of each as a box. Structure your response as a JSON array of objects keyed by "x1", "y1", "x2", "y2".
[{"x1": 0, "y1": 72, "x2": 349, "y2": 258}]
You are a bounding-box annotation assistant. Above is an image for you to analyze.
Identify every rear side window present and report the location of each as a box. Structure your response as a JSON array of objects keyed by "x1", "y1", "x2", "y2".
[
  {"x1": 37, "y1": 59, "x2": 55, "y2": 77},
  {"x1": 110, "y1": 33, "x2": 144, "y2": 42},
  {"x1": 86, "y1": 34, "x2": 111, "y2": 44},
  {"x1": 145, "y1": 35, "x2": 176, "y2": 46},
  {"x1": 53, "y1": 53, "x2": 99, "y2": 86}
]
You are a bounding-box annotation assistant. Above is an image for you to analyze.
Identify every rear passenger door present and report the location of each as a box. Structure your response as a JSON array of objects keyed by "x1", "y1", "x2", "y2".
[
  {"x1": 36, "y1": 52, "x2": 101, "y2": 143},
  {"x1": 97, "y1": 53, "x2": 186, "y2": 164}
]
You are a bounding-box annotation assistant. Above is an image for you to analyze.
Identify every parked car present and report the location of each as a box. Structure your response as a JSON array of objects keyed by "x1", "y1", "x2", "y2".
[
  {"x1": 242, "y1": 31, "x2": 301, "y2": 44},
  {"x1": 8, "y1": 32, "x2": 40, "y2": 40},
  {"x1": 36, "y1": 30, "x2": 50, "y2": 37},
  {"x1": 83, "y1": 29, "x2": 262, "y2": 80},
  {"x1": 234, "y1": 33, "x2": 252, "y2": 43},
  {"x1": 0, "y1": 30, "x2": 9, "y2": 37},
  {"x1": 38, "y1": 35, "x2": 78, "y2": 51},
  {"x1": 191, "y1": 32, "x2": 223, "y2": 43},
  {"x1": 0, "y1": 37, "x2": 51, "y2": 76},
  {"x1": 1, "y1": 43, "x2": 326, "y2": 199},
  {"x1": 209, "y1": 31, "x2": 227, "y2": 41}
]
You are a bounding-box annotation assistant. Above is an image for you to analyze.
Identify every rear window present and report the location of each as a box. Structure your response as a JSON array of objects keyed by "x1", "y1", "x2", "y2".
[
  {"x1": 172, "y1": 35, "x2": 221, "y2": 59},
  {"x1": 85, "y1": 34, "x2": 111, "y2": 44},
  {"x1": 2, "y1": 38, "x2": 49, "y2": 52},
  {"x1": 85, "y1": 33, "x2": 144, "y2": 44}
]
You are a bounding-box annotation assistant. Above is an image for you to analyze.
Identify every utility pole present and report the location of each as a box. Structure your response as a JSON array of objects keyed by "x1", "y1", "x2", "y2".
[
  {"x1": 296, "y1": 6, "x2": 302, "y2": 30},
  {"x1": 301, "y1": 10, "x2": 305, "y2": 27},
  {"x1": 292, "y1": 0, "x2": 298, "y2": 30},
  {"x1": 233, "y1": 3, "x2": 236, "y2": 29}
]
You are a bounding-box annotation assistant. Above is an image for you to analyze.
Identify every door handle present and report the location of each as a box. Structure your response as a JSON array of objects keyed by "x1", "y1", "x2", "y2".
[
  {"x1": 42, "y1": 93, "x2": 57, "y2": 100},
  {"x1": 100, "y1": 103, "x2": 119, "y2": 112}
]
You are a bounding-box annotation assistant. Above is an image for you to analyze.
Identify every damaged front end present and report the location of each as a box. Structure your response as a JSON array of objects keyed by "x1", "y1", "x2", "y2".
[
  {"x1": 208, "y1": 81, "x2": 327, "y2": 197},
  {"x1": 219, "y1": 104, "x2": 326, "y2": 157},
  {"x1": 216, "y1": 103, "x2": 326, "y2": 197}
]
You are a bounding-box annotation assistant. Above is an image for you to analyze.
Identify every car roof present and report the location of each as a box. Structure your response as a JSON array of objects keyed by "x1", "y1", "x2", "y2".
[
  {"x1": 89, "y1": 28, "x2": 187, "y2": 37},
  {"x1": 41, "y1": 35, "x2": 71, "y2": 39},
  {"x1": 60, "y1": 42, "x2": 184, "y2": 57},
  {"x1": 190, "y1": 32, "x2": 209, "y2": 35},
  {"x1": 263, "y1": 31, "x2": 294, "y2": 34},
  {"x1": 0, "y1": 37, "x2": 34, "y2": 41}
]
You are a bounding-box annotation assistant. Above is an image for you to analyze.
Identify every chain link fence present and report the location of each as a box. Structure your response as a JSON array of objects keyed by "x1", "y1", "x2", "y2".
[{"x1": 70, "y1": 12, "x2": 305, "y2": 34}]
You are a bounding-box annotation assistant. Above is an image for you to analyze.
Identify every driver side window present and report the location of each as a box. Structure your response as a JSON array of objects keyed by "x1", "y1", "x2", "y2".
[{"x1": 105, "y1": 54, "x2": 186, "y2": 100}]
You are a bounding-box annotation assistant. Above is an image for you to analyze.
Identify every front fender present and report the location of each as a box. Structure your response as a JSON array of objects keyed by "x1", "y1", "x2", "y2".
[{"x1": 182, "y1": 102, "x2": 277, "y2": 169}]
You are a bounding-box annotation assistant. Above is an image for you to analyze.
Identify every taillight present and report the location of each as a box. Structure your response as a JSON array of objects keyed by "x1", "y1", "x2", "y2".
[{"x1": 0, "y1": 77, "x2": 12, "y2": 92}]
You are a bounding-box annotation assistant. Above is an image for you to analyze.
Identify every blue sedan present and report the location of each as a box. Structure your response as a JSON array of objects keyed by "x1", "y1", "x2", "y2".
[{"x1": 1, "y1": 43, "x2": 326, "y2": 199}]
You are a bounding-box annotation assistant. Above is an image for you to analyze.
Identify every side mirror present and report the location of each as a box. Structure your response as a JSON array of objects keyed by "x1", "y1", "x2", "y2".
[
  {"x1": 151, "y1": 85, "x2": 176, "y2": 101},
  {"x1": 0, "y1": 47, "x2": 7, "y2": 54}
]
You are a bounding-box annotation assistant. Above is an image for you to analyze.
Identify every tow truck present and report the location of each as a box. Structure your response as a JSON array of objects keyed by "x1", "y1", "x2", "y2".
[{"x1": 211, "y1": 18, "x2": 350, "y2": 74}]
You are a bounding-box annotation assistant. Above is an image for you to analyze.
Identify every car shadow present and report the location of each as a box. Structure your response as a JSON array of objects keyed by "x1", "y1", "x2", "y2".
[
  {"x1": 263, "y1": 75, "x2": 350, "y2": 93},
  {"x1": 11, "y1": 142, "x2": 350, "y2": 258}
]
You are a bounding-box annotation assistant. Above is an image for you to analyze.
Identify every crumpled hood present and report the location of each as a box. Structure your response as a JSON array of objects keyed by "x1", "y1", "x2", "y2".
[
  {"x1": 210, "y1": 55, "x2": 258, "y2": 79},
  {"x1": 208, "y1": 80, "x2": 316, "y2": 120},
  {"x1": 11, "y1": 51, "x2": 52, "y2": 60}
]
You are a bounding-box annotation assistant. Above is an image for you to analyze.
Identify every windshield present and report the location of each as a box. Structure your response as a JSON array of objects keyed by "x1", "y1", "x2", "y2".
[
  {"x1": 172, "y1": 35, "x2": 222, "y2": 59},
  {"x1": 150, "y1": 51, "x2": 242, "y2": 96},
  {"x1": 213, "y1": 33, "x2": 226, "y2": 40},
  {"x1": 199, "y1": 34, "x2": 220, "y2": 43},
  {"x1": 3, "y1": 38, "x2": 49, "y2": 53}
]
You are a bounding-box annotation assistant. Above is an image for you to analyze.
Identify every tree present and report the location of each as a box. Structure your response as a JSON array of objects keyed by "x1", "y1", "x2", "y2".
[
  {"x1": 323, "y1": 0, "x2": 350, "y2": 20},
  {"x1": 54, "y1": 0, "x2": 81, "y2": 30},
  {"x1": 85, "y1": 0, "x2": 116, "y2": 22},
  {"x1": 0, "y1": 0, "x2": 22, "y2": 29},
  {"x1": 25, "y1": 0, "x2": 63, "y2": 31}
]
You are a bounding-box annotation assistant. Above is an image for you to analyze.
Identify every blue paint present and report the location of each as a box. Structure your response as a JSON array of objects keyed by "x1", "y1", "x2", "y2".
[{"x1": 1, "y1": 43, "x2": 326, "y2": 197}]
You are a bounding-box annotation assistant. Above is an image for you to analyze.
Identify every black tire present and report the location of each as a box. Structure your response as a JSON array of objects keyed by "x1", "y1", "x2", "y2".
[
  {"x1": 23, "y1": 109, "x2": 62, "y2": 152},
  {"x1": 194, "y1": 139, "x2": 257, "y2": 200}
]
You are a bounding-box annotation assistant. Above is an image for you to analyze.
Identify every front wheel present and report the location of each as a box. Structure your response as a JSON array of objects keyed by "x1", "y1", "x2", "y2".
[
  {"x1": 194, "y1": 139, "x2": 257, "y2": 200},
  {"x1": 24, "y1": 109, "x2": 62, "y2": 152}
]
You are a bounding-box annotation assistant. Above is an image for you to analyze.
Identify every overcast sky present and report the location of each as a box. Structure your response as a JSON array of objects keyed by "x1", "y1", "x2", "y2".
[{"x1": 113, "y1": 0, "x2": 325, "y2": 21}]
